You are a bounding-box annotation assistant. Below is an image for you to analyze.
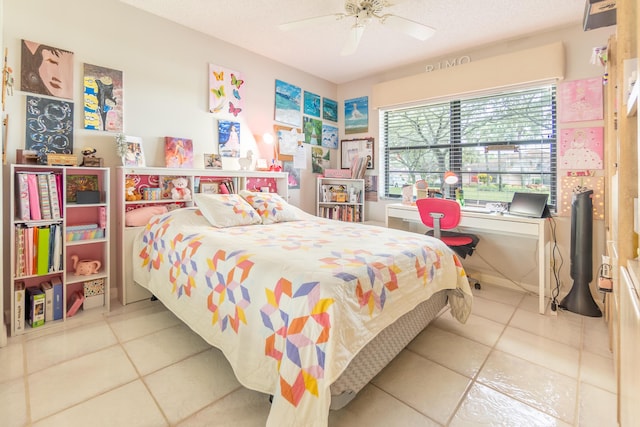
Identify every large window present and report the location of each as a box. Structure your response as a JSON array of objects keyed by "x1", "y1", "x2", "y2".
[{"x1": 381, "y1": 85, "x2": 557, "y2": 208}]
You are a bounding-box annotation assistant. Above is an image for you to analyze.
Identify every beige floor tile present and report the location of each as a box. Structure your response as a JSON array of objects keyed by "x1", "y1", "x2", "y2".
[
  {"x1": 123, "y1": 324, "x2": 210, "y2": 375},
  {"x1": 178, "y1": 386, "x2": 270, "y2": 427},
  {"x1": 580, "y1": 350, "x2": 616, "y2": 393},
  {"x1": 408, "y1": 325, "x2": 491, "y2": 378},
  {"x1": 576, "y1": 382, "x2": 618, "y2": 427},
  {"x1": 473, "y1": 285, "x2": 526, "y2": 307},
  {"x1": 32, "y1": 380, "x2": 167, "y2": 427},
  {"x1": 28, "y1": 345, "x2": 138, "y2": 422},
  {"x1": 0, "y1": 341, "x2": 24, "y2": 383},
  {"x1": 469, "y1": 295, "x2": 517, "y2": 324},
  {"x1": 449, "y1": 382, "x2": 571, "y2": 427},
  {"x1": 144, "y1": 348, "x2": 241, "y2": 424},
  {"x1": 372, "y1": 350, "x2": 470, "y2": 425},
  {"x1": 495, "y1": 326, "x2": 580, "y2": 378},
  {"x1": 108, "y1": 305, "x2": 182, "y2": 343},
  {"x1": 509, "y1": 307, "x2": 583, "y2": 348},
  {"x1": 432, "y1": 312, "x2": 505, "y2": 347},
  {"x1": 25, "y1": 321, "x2": 117, "y2": 373},
  {"x1": 329, "y1": 384, "x2": 440, "y2": 427},
  {"x1": 477, "y1": 350, "x2": 577, "y2": 424},
  {"x1": 0, "y1": 377, "x2": 28, "y2": 427}
]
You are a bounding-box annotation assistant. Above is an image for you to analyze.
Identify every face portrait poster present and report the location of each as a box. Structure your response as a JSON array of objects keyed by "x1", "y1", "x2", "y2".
[{"x1": 21, "y1": 39, "x2": 74, "y2": 99}]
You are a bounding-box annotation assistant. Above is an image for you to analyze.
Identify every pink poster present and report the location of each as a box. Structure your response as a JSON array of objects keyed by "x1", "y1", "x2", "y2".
[
  {"x1": 558, "y1": 127, "x2": 604, "y2": 170},
  {"x1": 558, "y1": 78, "x2": 603, "y2": 122}
]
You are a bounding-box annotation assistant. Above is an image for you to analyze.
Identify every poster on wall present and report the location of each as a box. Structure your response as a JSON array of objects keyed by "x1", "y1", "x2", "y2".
[
  {"x1": 558, "y1": 127, "x2": 603, "y2": 170},
  {"x1": 303, "y1": 116, "x2": 322, "y2": 145},
  {"x1": 274, "y1": 79, "x2": 301, "y2": 127},
  {"x1": 165, "y1": 136, "x2": 194, "y2": 168},
  {"x1": 218, "y1": 120, "x2": 241, "y2": 158},
  {"x1": 209, "y1": 64, "x2": 245, "y2": 118},
  {"x1": 311, "y1": 146, "x2": 330, "y2": 174},
  {"x1": 303, "y1": 91, "x2": 321, "y2": 117},
  {"x1": 558, "y1": 77, "x2": 603, "y2": 122},
  {"x1": 83, "y1": 63, "x2": 123, "y2": 132},
  {"x1": 559, "y1": 174, "x2": 604, "y2": 219},
  {"x1": 322, "y1": 123, "x2": 339, "y2": 149},
  {"x1": 344, "y1": 96, "x2": 368, "y2": 134},
  {"x1": 25, "y1": 95, "x2": 73, "y2": 164},
  {"x1": 21, "y1": 39, "x2": 74, "y2": 99},
  {"x1": 323, "y1": 97, "x2": 338, "y2": 122}
]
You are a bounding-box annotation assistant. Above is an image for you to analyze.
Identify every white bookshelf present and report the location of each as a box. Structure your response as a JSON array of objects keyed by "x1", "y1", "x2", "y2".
[
  {"x1": 316, "y1": 177, "x2": 365, "y2": 223},
  {"x1": 116, "y1": 167, "x2": 288, "y2": 304}
]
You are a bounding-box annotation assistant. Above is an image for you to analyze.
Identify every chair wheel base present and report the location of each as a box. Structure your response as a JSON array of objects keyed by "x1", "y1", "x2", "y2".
[{"x1": 474, "y1": 283, "x2": 481, "y2": 290}]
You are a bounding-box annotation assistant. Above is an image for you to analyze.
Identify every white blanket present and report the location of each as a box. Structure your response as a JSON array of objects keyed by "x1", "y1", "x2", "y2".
[{"x1": 133, "y1": 208, "x2": 472, "y2": 426}]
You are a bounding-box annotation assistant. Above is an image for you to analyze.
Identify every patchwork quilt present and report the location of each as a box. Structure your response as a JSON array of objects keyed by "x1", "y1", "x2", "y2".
[{"x1": 133, "y1": 207, "x2": 472, "y2": 426}]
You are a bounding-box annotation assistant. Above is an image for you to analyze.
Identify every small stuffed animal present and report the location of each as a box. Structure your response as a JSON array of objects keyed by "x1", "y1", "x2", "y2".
[
  {"x1": 171, "y1": 177, "x2": 192, "y2": 200},
  {"x1": 125, "y1": 178, "x2": 142, "y2": 201}
]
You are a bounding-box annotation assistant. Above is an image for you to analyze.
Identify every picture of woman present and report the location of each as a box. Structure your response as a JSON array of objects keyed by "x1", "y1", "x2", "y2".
[{"x1": 21, "y1": 39, "x2": 74, "y2": 99}]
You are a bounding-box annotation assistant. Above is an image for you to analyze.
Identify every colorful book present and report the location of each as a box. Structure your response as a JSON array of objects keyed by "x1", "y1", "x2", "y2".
[
  {"x1": 47, "y1": 173, "x2": 61, "y2": 219},
  {"x1": 26, "y1": 286, "x2": 46, "y2": 327},
  {"x1": 40, "y1": 281, "x2": 54, "y2": 322},
  {"x1": 27, "y1": 174, "x2": 41, "y2": 220},
  {"x1": 51, "y1": 276, "x2": 63, "y2": 320},
  {"x1": 14, "y1": 281, "x2": 26, "y2": 332},
  {"x1": 15, "y1": 173, "x2": 30, "y2": 220},
  {"x1": 36, "y1": 226, "x2": 50, "y2": 275},
  {"x1": 37, "y1": 173, "x2": 52, "y2": 220}
]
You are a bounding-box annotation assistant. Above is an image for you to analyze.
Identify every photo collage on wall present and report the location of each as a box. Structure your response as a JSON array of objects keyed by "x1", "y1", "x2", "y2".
[
  {"x1": 273, "y1": 79, "x2": 341, "y2": 175},
  {"x1": 557, "y1": 77, "x2": 605, "y2": 219},
  {"x1": 20, "y1": 39, "x2": 125, "y2": 164}
]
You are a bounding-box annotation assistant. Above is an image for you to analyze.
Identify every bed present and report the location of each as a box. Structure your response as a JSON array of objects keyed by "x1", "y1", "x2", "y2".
[{"x1": 132, "y1": 192, "x2": 472, "y2": 427}]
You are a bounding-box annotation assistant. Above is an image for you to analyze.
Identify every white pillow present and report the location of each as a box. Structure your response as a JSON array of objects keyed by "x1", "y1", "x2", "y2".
[
  {"x1": 194, "y1": 193, "x2": 261, "y2": 227},
  {"x1": 239, "y1": 190, "x2": 301, "y2": 224}
]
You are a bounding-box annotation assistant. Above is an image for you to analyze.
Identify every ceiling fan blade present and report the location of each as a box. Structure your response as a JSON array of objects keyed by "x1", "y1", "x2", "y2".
[
  {"x1": 340, "y1": 24, "x2": 366, "y2": 56},
  {"x1": 278, "y1": 14, "x2": 344, "y2": 31},
  {"x1": 382, "y1": 15, "x2": 435, "y2": 41}
]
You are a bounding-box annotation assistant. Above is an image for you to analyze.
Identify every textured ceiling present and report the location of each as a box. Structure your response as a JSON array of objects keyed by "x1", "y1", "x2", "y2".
[{"x1": 119, "y1": 0, "x2": 586, "y2": 84}]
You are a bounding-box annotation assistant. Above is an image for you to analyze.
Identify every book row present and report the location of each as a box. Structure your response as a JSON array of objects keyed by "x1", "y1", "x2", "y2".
[
  {"x1": 14, "y1": 278, "x2": 63, "y2": 331},
  {"x1": 15, "y1": 172, "x2": 63, "y2": 221},
  {"x1": 15, "y1": 223, "x2": 63, "y2": 277},
  {"x1": 318, "y1": 205, "x2": 363, "y2": 222}
]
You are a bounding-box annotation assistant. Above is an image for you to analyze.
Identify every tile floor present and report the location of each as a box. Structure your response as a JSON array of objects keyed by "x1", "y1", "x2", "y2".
[{"x1": 0, "y1": 284, "x2": 618, "y2": 426}]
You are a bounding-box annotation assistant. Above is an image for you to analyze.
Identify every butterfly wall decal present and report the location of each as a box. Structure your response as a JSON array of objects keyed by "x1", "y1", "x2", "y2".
[
  {"x1": 211, "y1": 85, "x2": 225, "y2": 99},
  {"x1": 213, "y1": 71, "x2": 224, "y2": 81},
  {"x1": 233, "y1": 89, "x2": 241, "y2": 100},
  {"x1": 231, "y1": 73, "x2": 244, "y2": 89},
  {"x1": 228, "y1": 102, "x2": 242, "y2": 117}
]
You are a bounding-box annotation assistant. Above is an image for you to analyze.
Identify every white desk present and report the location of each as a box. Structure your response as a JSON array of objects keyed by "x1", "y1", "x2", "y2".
[{"x1": 386, "y1": 203, "x2": 551, "y2": 314}]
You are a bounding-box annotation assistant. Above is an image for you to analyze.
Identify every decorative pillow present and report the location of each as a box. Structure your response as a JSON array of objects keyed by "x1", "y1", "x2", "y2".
[
  {"x1": 194, "y1": 193, "x2": 261, "y2": 227},
  {"x1": 239, "y1": 190, "x2": 301, "y2": 224},
  {"x1": 125, "y1": 205, "x2": 168, "y2": 227}
]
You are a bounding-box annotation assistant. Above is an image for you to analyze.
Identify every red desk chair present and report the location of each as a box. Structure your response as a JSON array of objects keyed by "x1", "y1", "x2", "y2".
[{"x1": 416, "y1": 198, "x2": 481, "y2": 289}]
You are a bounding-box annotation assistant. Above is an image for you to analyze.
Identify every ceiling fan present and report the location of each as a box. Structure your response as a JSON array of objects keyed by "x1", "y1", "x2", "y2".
[{"x1": 278, "y1": 0, "x2": 436, "y2": 56}]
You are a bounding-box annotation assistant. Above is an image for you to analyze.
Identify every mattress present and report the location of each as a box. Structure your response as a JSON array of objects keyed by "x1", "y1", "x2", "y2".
[{"x1": 329, "y1": 289, "x2": 448, "y2": 409}]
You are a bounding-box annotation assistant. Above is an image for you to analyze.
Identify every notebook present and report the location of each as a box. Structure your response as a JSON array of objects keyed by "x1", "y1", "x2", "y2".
[{"x1": 508, "y1": 192, "x2": 551, "y2": 218}]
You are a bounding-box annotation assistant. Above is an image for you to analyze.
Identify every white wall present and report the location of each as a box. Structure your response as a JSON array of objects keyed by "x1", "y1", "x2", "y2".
[
  {"x1": 2, "y1": 0, "x2": 338, "y2": 301},
  {"x1": 1, "y1": 0, "x2": 618, "y2": 308},
  {"x1": 338, "y1": 24, "x2": 616, "y2": 299}
]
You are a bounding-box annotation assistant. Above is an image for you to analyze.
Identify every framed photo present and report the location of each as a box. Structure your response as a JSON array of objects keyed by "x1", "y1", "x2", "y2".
[
  {"x1": 204, "y1": 153, "x2": 222, "y2": 169},
  {"x1": 122, "y1": 136, "x2": 145, "y2": 167},
  {"x1": 165, "y1": 136, "x2": 194, "y2": 168},
  {"x1": 341, "y1": 137, "x2": 374, "y2": 169},
  {"x1": 200, "y1": 182, "x2": 219, "y2": 194}
]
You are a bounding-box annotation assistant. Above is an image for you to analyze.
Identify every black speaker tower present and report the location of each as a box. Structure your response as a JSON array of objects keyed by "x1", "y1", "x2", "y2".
[{"x1": 560, "y1": 190, "x2": 602, "y2": 317}]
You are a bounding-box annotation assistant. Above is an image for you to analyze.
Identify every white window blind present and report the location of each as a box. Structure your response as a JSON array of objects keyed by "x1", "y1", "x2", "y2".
[{"x1": 381, "y1": 85, "x2": 557, "y2": 207}]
